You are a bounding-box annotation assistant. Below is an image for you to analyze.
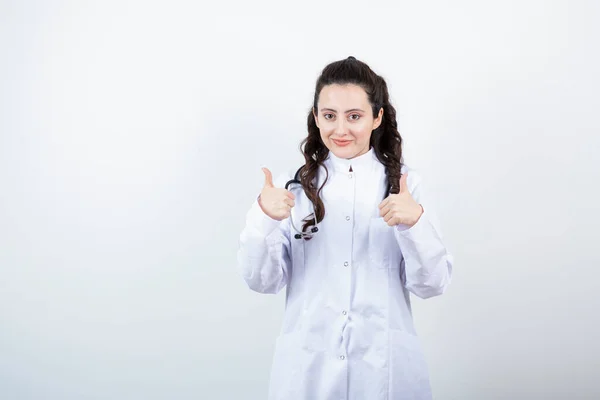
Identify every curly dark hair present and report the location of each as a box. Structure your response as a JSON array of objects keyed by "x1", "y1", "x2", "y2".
[{"x1": 298, "y1": 56, "x2": 404, "y2": 239}]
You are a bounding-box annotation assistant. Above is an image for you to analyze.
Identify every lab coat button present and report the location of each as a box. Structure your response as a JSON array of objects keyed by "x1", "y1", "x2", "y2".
[
  {"x1": 339, "y1": 355, "x2": 345, "y2": 360},
  {"x1": 345, "y1": 216, "x2": 350, "y2": 221},
  {"x1": 343, "y1": 261, "x2": 349, "y2": 267},
  {"x1": 342, "y1": 310, "x2": 347, "y2": 316},
  {"x1": 348, "y1": 173, "x2": 353, "y2": 179}
]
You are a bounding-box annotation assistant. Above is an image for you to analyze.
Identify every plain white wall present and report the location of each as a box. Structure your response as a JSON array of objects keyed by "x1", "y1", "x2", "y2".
[{"x1": 1, "y1": 0, "x2": 599, "y2": 399}]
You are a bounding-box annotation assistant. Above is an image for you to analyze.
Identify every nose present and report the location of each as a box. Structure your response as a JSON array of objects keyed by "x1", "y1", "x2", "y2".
[{"x1": 334, "y1": 119, "x2": 348, "y2": 136}]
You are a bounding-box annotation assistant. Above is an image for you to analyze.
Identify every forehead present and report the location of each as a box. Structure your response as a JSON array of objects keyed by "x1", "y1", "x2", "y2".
[{"x1": 318, "y1": 84, "x2": 370, "y2": 107}]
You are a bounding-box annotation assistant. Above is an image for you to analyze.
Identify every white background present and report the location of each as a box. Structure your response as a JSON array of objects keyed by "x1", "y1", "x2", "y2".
[{"x1": 1, "y1": 0, "x2": 599, "y2": 399}]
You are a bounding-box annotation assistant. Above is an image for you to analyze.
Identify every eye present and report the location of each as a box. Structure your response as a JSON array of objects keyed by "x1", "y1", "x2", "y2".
[
  {"x1": 349, "y1": 114, "x2": 360, "y2": 121},
  {"x1": 324, "y1": 113, "x2": 334, "y2": 120}
]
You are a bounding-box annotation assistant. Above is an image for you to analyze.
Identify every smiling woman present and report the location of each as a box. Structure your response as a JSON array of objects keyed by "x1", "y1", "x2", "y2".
[
  {"x1": 314, "y1": 84, "x2": 384, "y2": 158},
  {"x1": 237, "y1": 56, "x2": 453, "y2": 400}
]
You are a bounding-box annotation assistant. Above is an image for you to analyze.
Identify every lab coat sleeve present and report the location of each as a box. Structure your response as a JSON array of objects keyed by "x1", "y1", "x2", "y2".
[
  {"x1": 237, "y1": 172, "x2": 293, "y2": 294},
  {"x1": 393, "y1": 168, "x2": 454, "y2": 299}
]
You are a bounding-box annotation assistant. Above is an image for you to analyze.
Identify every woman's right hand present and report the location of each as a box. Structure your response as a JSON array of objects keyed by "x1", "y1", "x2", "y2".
[{"x1": 258, "y1": 167, "x2": 295, "y2": 221}]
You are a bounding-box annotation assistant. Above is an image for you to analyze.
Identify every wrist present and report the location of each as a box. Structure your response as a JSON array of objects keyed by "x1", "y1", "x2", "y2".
[
  {"x1": 258, "y1": 195, "x2": 269, "y2": 215},
  {"x1": 410, "y1": 204, "x2": 424, "y2": 226}
]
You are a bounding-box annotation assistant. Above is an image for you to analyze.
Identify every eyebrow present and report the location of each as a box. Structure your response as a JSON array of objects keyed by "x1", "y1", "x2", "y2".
[{"x1": 319, "y1": 108, "x2": 365, "y2": 113}]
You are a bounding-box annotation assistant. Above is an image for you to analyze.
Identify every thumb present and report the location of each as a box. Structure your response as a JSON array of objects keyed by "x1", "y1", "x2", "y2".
[
  {"x1": 262, "y1": 167, "x2": 274, "y2": 188},
  {"x1": 399, "y1": 172, "x2": 409, "y2": 193}
]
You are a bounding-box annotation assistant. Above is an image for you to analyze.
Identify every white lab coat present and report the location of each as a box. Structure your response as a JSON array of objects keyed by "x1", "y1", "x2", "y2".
[{"x1": 237, "y1": 147, "x2": 453, "y2": 400}]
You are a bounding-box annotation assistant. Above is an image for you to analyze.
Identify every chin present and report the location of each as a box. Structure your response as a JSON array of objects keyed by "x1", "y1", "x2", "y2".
[{"x1": 329, "y1": 146, "x2": 357, "y2": 159}]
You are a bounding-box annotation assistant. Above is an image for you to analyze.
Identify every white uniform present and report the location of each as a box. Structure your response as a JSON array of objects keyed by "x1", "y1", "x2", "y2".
[{"x1": 237, "y1": 147, "x2": 453, "y2": 400}]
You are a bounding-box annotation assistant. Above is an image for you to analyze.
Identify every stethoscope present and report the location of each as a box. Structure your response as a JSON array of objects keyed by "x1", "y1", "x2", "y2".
[{"x1": 284, "y1": 166, "x2": 320, "y2": 240}]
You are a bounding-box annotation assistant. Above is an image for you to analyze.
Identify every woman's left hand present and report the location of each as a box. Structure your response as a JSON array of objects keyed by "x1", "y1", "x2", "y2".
[{"x1": 378, "y1": 172, "x2": 424, "y2": 227}]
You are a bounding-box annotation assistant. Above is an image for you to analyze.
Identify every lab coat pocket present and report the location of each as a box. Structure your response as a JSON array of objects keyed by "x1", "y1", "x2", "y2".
[
  {"x1": 368, "y1": 217, "x2": 399, "y2": 269},
  {"x1": 388, "y1": 329, "x2": 432, "y2": 399}
]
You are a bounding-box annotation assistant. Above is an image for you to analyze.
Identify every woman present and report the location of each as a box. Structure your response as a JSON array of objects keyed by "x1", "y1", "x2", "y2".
[{"x1": 237, "y1": 56, "x2": 453, "y2": 400}]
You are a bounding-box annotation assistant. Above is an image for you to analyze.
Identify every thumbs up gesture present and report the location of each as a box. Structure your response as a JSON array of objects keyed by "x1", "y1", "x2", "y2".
[
  {"x1": 378, "y1": 173, "x2": 424, "y2": 227},
  {"x1": 258, "y1": 167, "x2": 296, "y2": 221}
]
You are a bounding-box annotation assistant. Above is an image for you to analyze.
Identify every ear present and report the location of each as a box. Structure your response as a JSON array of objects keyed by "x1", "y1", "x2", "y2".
[
  {"x1": 313, "y1": 107, "x2": 320, "y2": 128},
  {"x1": 372, "y1": 107, "x2": 384, "y2": 130}
]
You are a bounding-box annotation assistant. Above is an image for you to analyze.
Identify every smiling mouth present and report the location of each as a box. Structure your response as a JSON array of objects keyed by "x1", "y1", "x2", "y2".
[{"x1": 332, "y1": 139, "x2": 352, "y2": 145}]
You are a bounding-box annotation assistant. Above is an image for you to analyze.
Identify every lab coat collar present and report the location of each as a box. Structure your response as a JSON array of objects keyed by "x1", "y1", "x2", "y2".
[{"x1": 324, "y1": 146, "x2": 377, "y2": 173}]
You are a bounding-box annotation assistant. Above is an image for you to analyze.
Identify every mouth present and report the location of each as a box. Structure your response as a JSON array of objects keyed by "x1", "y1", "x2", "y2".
[{"x1": 332, "y1": 139, "x2": 352, "y2": 147}]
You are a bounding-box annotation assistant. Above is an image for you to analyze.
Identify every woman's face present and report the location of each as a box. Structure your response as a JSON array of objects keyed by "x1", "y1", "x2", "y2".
[{"x1": 313, "y1": 83, "x2": 383, "y2": 160}]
